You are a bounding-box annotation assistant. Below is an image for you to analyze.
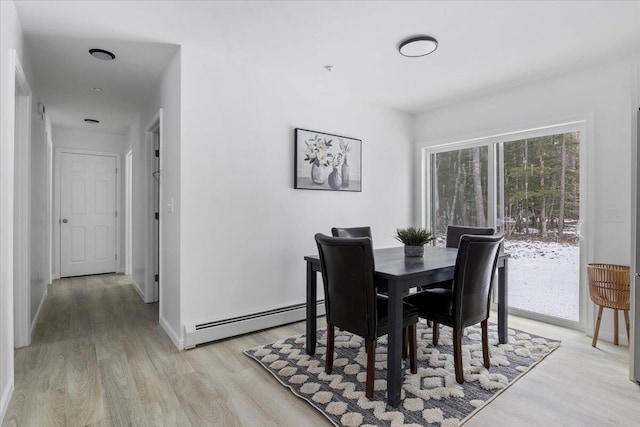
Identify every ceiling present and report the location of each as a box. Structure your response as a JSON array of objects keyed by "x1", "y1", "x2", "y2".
[{"x1": 14, "y1": 1, "x2": 640, "y2": 134}]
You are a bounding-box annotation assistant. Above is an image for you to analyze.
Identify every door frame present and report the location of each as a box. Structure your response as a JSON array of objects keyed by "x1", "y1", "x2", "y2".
[
  {"x1": 145, "y1": 109, "x2": 163, "y2": 304},
  {"x1": 419, "y1": 117, "x2": 592, "y2": 332},
  {"x1": 12, "y1": 52, "x2": 32, "y2": 348},
  {"x1": 125, "y1": 149, "x2": 133, "y2": 275},
  {"x1": 53, "y1": 148, "x2": 122, "y2": 279}
]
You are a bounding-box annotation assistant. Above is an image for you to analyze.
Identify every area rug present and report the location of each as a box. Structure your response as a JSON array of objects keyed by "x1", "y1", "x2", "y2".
[{"x1": 244, "y1": 322, "x2": 559, "y2": 426}]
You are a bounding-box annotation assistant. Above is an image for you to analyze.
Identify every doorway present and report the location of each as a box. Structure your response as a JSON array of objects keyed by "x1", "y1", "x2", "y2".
[
  {"x1": 145, "y1": 109, "x2": 163, "y2": 304},
  {"x1": 498, "y1": 132, "x2": 581, "y2": 323},
  {"x1": 426, "y1": 121, "x2": 585, "y2": 328},
  {"x1": 55, "y1": 150, "x2": 120, "y2": 278}
]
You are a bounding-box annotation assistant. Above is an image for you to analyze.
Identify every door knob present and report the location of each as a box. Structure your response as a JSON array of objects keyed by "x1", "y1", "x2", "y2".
[{"x1": 62, "y1": 218, "x2": 68, "y2": 224}]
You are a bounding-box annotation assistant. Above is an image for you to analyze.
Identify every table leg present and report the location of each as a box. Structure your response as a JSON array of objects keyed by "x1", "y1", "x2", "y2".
[
  {"x1": 498, "y1": 258, "x2": 509, "y2": 344},
  {"x1": 306, "y1": 261, "x2": 317, "y2": 355},
  {"x1": 386, "y1": 281, "x2": 402, "y2": 407}
]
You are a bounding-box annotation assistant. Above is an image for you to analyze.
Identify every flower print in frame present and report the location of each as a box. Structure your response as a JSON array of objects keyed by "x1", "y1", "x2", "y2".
[{"x1": 294, "y1": 128, "x2": 362, "y2": 191}]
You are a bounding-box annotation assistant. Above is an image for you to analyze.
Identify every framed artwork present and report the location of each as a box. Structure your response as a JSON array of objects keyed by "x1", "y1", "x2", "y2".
[{"x1": 294, "y1": 128, "x2": 362, "y2": 191}]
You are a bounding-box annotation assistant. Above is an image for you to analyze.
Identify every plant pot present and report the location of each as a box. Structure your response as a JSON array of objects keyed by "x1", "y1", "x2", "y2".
[{"x1": 404, "y1": 245, "x2": 424, "y2": 257}]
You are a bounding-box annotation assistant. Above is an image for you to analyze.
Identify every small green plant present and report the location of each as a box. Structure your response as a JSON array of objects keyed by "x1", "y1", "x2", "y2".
[{"x1": 394, "y1": 227, "x2": 434, "y2": 246}]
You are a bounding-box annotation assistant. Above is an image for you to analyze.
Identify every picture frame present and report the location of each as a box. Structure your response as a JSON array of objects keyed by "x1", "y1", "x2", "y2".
[{"x1": 294, "y1": 128, "x2": 362, "y2": 191}]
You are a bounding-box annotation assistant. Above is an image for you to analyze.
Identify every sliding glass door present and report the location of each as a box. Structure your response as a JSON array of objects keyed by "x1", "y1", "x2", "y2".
[{"x1": 426, "y1": 124, "x2": 583, "y2": 327}]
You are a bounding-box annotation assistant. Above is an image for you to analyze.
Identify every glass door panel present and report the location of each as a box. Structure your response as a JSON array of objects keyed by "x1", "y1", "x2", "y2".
[
  {"x1": 498, "y1": 132, "x2": 580, "y2": 321},
  {"x1": 430, "y1": 146, "x2": 489, "y2": 246}
]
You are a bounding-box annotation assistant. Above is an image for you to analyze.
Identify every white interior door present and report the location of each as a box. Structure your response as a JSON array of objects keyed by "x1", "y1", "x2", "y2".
[{"x1": 60, "y1": 153, "x2": 116, "y2": 277}]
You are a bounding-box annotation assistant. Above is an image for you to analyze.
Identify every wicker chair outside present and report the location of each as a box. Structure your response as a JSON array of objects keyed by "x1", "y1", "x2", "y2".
[{"x1": 587, "y1": 263, "x2": 630, "y2": 347}]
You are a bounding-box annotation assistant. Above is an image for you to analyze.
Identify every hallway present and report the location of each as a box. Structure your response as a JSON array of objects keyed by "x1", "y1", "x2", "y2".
[{"x1": 2, "y1": 275, "x2": 323, "y2": 426}]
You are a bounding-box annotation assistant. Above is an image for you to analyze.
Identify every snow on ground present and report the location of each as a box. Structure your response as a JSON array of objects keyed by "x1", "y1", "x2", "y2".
[{"x1": 504, "y1": 239, "x2": 580, "y2": 321}]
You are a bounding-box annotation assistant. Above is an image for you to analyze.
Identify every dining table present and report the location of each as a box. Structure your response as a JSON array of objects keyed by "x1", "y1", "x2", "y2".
[{"x1": 304, "y1": 245, "x2": 509, "y2": 407}]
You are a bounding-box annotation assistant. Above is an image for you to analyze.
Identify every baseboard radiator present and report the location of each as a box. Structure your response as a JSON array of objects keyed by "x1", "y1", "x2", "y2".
[{"x1": 183, "y1": 301, "x2": 325, "y2": 349}]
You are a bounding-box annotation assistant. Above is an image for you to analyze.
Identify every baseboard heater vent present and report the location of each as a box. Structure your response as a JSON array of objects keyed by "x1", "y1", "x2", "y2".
[{"x1": 183, "y1": 301, "x2": 325, "y2": 349}]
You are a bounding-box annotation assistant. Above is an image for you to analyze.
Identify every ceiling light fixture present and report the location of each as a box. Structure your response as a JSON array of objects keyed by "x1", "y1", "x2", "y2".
[
  {"x1": 84, "y1": 118, "x2": 100, "y2": 124},
  {"x1": 398, "y1": 36, "x2": 438, "y2": 57},
  {"x1": 89, "y1": 48, "x2": 116, "y2": 60},
  {"x1": 93, "y1": 87, "x2": 103, "y2": 95}
]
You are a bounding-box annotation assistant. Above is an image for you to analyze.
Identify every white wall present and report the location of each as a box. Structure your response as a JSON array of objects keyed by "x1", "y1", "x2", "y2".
[
  {"x1": 29, "y1": 107, "x2": 50, "y2": 331},
  {"x1": 179, "y1": 46, "x2": 413, "y2": 343},
  {"x1": 51, "y1": 127, "x2": 128, "y2": 278},
  {"x1": 128, "y1": 49, "x2": 181, "y2": 346},
  {"x1": 52, "y1": 127, "x2": 128, "y2": 153},
  {"x1": 128, "y1": 114, "x2": 145, "y2": 295},
  {"x1": 414, "y1": 56, "x2": 640, "y2": 344},
  {"x1": 0, "y1": 0, "x2": 30, "y2": 421}
]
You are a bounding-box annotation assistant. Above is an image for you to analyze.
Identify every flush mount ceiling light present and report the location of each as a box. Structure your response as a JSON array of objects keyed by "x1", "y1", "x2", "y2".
[
  {"x1": 84, "y1": 118, "x2": 100, "y2": 124},
  {"x1": 398, "y1": 36, "x2": 438, "y2": 57},
  {"x1": 89, "y1": 48, "x2": 116, "y2": 60}
]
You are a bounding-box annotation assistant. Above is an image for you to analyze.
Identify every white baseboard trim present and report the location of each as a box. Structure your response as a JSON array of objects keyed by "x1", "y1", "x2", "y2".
[
  {"x1": 160, "y1": 316, "x2": 183, "y2": 350},
  {"x1": 183, "y1": 301, "x2": 326, "y2": 349},
  {"x1": 1, "y1": 379, "x2": 14, "y2": 425},
  {"x1": 30, "y1": 291, "x2": 47, "y2": 337},
  {"x1": 131, "y1": 277, "x2": 145, "y2": 302}
]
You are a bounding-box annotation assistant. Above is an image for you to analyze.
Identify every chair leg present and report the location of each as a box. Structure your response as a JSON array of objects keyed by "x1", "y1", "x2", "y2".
[
  {"x1": 453, "y1": 328, "x2": 464, "y2": 384},
  {"x1": 365, "y1": 339, "x2": 376, "y2": 399},
  {"x1": 432, "y1": 322, "x2": 439, "y2": 346},
  {"x1": 402, "y1": 327, "x2": 408, "y2": 359},
  {"x1": 481, "y1": 319, "x2": 490, "y2": 369},
  {"x1": 624, "y1": 310, "x2": 631, "y2": 342},
  {"x1": 614, "y1": 309, "x2": 619, "y2": 346},
  {"x1": 325, "y1": 323, "x2": 335, "y2": 374},
  {"x1": 592, "y1": 306, "x2": 603, "y2": 347},
  {"x1": 409, "y1": 324, "x2": 417, "y2": 374}
]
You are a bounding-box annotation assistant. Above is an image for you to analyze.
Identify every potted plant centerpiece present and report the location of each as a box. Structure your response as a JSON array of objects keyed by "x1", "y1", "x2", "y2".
[{"x1": 395, "y1": 227, "x2": 434, "y2": 257}]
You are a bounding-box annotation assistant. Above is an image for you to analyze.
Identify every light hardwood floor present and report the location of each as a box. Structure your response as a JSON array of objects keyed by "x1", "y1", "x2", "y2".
[{"x1": 2, "y1": 275, "x2": 638, "y2": 426}]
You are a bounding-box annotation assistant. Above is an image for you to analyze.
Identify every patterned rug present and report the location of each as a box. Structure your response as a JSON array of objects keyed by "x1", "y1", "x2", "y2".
[{"x1": 244, "y1": 322, "x2": 560, "y2": 426}]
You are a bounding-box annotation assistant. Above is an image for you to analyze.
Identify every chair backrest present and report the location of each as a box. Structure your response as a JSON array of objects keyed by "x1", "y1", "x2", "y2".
[
  {"x1": 315, "y1": 233, "x2": 377, "y2": 339},
  {"x1": 446, "y1": 225, "x2": 495, "y2": 248},
  {"x1": 331, "y1": 226, "x2": 372, "y2": 239},
  {"x1": 452, "y1": 234, "x2": 504, "y2": 328}
]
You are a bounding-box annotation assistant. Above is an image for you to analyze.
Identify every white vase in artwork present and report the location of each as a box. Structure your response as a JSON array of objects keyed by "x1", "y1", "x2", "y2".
[{"x1": 311, "y1": 160, "x2": 326, "y2": 184}]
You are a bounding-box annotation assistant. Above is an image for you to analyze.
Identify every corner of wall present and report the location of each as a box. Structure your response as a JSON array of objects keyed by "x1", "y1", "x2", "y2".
[
  {"x1": 0, "y1": 378, "x2": 14, "y2": 426},
  {"x1": 29, "y1": 289, "x2": 46, "y2": 337},
  {"x1": 131, "y1": 276, "x2": 146, "y2": 302},
  {"x1": 160, "y1": 316, "x2": 183, "y2": 350}
]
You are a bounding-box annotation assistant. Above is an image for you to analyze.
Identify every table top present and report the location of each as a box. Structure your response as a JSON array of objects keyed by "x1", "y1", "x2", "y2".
[
  {"x1": 306, "y1": 245, "x2": 508, "y2": 280},
  {"x1": 305, "y1": 245, "x2": 458, "y2": 279}
]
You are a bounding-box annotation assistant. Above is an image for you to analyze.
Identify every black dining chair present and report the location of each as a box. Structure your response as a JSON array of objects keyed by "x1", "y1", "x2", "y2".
[
  {"x1": 419, "y1": 225, "x2": 496, "y2": 294},
  {"x1": 315, "y1": 233, "x2": 418, "y2": 398},
  {"x1": 331, "y1": 226, "x2": 372, "y2": 239},
  {"x1": 445, "y1": 225, "x2": 495, "y2": 248},
  {"x1": 404, "y1": 234, "x2": 504, "y2": 384}
]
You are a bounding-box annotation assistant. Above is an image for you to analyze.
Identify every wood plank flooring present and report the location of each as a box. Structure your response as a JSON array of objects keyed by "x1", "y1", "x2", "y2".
[{"x1": 2, "y1": 274, "x2": 638, "y2": 426}]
